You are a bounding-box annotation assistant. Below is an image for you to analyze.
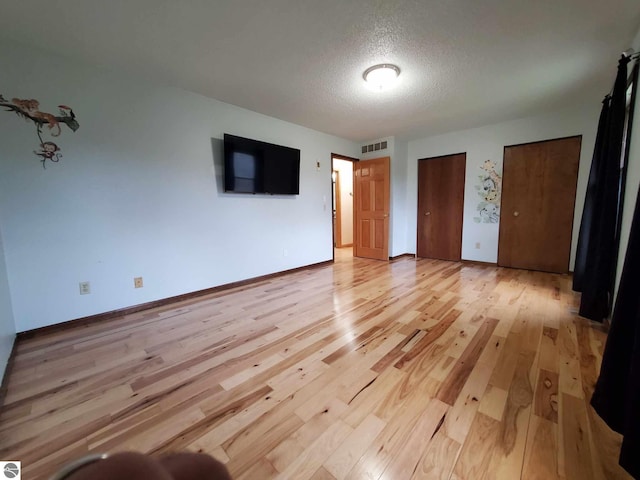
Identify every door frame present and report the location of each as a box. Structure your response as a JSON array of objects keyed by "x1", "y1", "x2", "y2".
[{"x1": 331, "y1": 153, "x2": 358, "y2": 261}]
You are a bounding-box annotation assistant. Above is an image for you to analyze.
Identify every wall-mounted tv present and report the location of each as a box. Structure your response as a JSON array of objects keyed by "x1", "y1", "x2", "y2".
[{"x1": 223, "y1": 134, "x2": 300, "y2": 195}]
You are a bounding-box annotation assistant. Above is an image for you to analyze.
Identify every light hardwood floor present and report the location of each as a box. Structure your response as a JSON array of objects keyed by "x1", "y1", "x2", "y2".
[{"x1": 0, "y1": 253, "x2": 631, "y2": 479}]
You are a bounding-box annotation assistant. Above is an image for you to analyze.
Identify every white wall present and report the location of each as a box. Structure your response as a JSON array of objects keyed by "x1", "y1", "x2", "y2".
[
  {"x1": 0, "y1": 35, "x2": 629, "y2": 337},
  {"x1": 0, "y1": 223, "x2": 16, "y2": 381},
  {"x1": 407, "y1": 105, "x2": 601, "y2": 265},
  {"x1": 391, "y1": 139, "x2": 409, "y2": 258},
  {"x1": 0, "y1": 39, "x2": 360, "y2": 332},
  {"x1": 333, "y1": 159, "x2": 353, "y2": 246},
  {"x1": 614, "y1": 27, "x2": 640, "y2": 300}
]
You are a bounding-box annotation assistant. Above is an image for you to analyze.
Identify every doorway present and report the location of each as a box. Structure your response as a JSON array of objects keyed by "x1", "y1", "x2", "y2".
[
  {"x1": 416, "y1": 153, "x2": 466, "y2": 261},
  {"x1": 498, "y1": 136, "x2": 581, "y2": 273},
  {"x1": 331, "y1": 154, "x2": 357, "y2": 259}
]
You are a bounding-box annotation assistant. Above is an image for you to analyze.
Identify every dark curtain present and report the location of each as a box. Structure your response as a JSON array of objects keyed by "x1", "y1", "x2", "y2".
[
  {"x1": 591, "y1": 183, "x2": 640, "y2": 479},
  {"x1": 573, "y1": 96, "x2": 611, "y2": 291},
  {"x1": 574, "y1": 56, "x2": 630, "y2": 322}
]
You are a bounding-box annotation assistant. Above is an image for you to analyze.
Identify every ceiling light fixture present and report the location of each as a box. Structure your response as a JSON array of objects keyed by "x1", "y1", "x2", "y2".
[{"x1": 363, "y1": 64, "x2": 401, "y2": 91}]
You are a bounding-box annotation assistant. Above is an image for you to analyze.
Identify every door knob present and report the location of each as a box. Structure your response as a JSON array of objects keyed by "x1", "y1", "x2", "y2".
[
  {"x1": 513, "y1": 211, "x2": 520, "y2": 217},
  {"x1": 384, "y1": 214, "x2": 389, "y2": 218},
  {"x1": 425, "y1": 212, "x2": 431, "y2": 216}
]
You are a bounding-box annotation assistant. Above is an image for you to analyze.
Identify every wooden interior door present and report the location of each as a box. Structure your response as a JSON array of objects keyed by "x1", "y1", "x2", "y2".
[
  {"x1": 354, "y1": 157, "x2": 390, "y2": 260},
  {"x1": 417, "y1": 153, "x2": 466, "y2": 261},
  {"x1": 498, "y1": 136, "x2": 581, "y2": 273}
]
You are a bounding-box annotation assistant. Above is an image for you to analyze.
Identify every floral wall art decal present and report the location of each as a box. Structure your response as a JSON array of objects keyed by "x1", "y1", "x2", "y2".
[
  {"x1": 1, "y1": 93, "x2": 79, "y2": 168},
  {"x1": 474, "y1": 159, "x2": 502, "y2": 223}
]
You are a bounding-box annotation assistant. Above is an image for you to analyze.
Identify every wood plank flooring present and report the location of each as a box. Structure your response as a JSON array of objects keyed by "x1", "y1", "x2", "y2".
[{"x1": 0, "y1": 250, "x2": 631, "y2": 479}]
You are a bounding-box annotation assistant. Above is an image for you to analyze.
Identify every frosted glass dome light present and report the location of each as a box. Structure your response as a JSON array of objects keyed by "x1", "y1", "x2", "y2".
[{"x1": 363, "y1": 64, "x2": 400, "y2": 90}]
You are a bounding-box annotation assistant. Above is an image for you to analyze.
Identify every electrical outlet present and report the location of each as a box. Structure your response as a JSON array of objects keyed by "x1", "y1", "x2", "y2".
[
  {"x1": 475, "y1": 242, "x2": 481, "y2": 249},
  {"x1": 79, "y1": 281, "x2": 91, "y2": 295},
  {"x1": 283, "y1": 248, "x2": 288, "y2": 257},
  {"x1": 134, "y1": 277, "x2": 143, "y2": 288}
]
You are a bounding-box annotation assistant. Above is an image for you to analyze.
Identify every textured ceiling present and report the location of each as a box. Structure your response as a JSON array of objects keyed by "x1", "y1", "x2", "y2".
[{"x1": 1, "y1": 1, "x2": 639, "y2": 142}]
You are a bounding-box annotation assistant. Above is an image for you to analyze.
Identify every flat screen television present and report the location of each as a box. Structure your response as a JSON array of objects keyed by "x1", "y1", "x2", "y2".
[{"x1": 223, "y1": 134, "x2": 300, "y2": 195}]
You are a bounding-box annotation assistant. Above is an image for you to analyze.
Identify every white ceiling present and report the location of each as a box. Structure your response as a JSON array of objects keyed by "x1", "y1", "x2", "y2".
[{"x1": 1, "y1": 1, "x2": 639, "y2": 142}]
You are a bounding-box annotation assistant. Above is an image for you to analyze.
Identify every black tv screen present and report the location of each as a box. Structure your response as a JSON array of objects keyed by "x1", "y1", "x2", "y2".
[{"x1": 224, "y1": 134, "x2": 300, "y2": 194}]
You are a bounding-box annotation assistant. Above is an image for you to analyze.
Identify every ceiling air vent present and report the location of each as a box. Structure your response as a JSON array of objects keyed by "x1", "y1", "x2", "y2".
[{"x1": 361, "y1": 140, "x2": 388, "y2": 154}]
